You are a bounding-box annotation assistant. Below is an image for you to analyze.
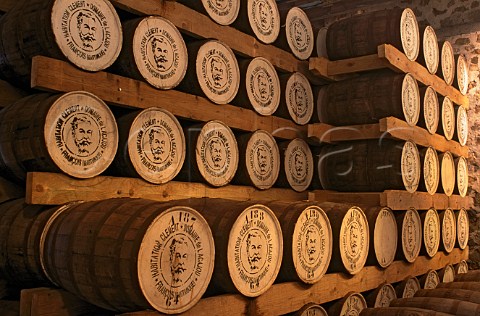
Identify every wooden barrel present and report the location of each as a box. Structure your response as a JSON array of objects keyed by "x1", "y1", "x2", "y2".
[
  {"x1": 455, "y1": 260, "x2": 469, "y2": 274},
  {"x1": 233, "y1": 130, "x2": 280, "y2": 190},
  {"x1": 439, "y1": 152, "x2": 455, "y2": 197},
  {"x1": 176, "y1": 0, "x2": 240, "y2": 26},
  {"x1": 41, "y1": 198, "x2": 215, "y2": 314},
  {"x1": 178, "y1": 120, "x2": 239, "y2": 187},
  {"x1": 396, "y1": 276, "x2": 421, "y2": 298},
  {"x1": 278, "y1": 72, "x2": 314, "y2": 125},
  {"x1": 323, "y1": 203, "x2": 369, "y2": 275},
  {"x1": 420, "y1": 208, "x2": 440, "y2": 258},
  {"x1": 324, "y1": 8, "x2": 420, "y2": 61},
  {"x1": 440, "y1": 97, "x2": 455, "y2": 141},
  {"x1": 316, "y1": 27, "x2": 328, "y2": 58},
  {"x1": 0, "y1": 91, "x2": 118, "y2": 182},
  {"x1": 328, "y1": 292, "x2": 368, "y2": 316},
  {"x1": 419, "y1": 147, "x2": 440, "y2": 195},
  {"x1": 455, "y1": 105, "x2": 468, "y2": 146},
  {"x1": 418, "y1": 25, "x2": 439, "y2": 74},
  {"x1": 360, "y1": 307, "x2": 454, "y2": 316},
  {"x1": 390, "y1": 297, "x2": 480, "y2": 315},
  {"x1": 438, "y1": 264, "x2": 455, "y2": 283},
  {"x1": 176, "y1": 198, "x2": 283, "y2": 297},
  {"x1": 179, "y1": 40, "x2": 240, "y2": 105},
  {"x1": 365, "y1": 207, "x2": 398, "y2": 268},
  {"x1": 0, "y1": 300, "x2": 19, "y2": 316},
  {"x1": 455, "y1": 270, "x2": 480, "y2": 282},
  {"x1": 276, "y1": 7, "x2": 314, "y2": 60},
  {"x1": 233, "y1": 0, "x2": 280, "y2": 44},
  {"x1": 317, "y1": 72, "x2": 420, "y2": 127},
  {"x1": 318, "y1": 139, "x2": 421, "y2": 193},
  {"x1": 438, "y1": 41, "x2": 455, "y2": 86},
  {"x1": 456, "y1": 208, "x2": 469, "y2": 250},
  {"x1": 395, "y1": 208, "x2": 422, "y2": 263},
  {"x1": 264, "y1": 201, "x2": 332, "y2": 284},
  {"x1": 0, "y1": 199, "x2": 72, "y2": 287},
  {"x1": 232, "y1": 57, "x2": 281, "y2": 116},
  {"x1": 365, "y1": 283, "x2": 397, "y2": 308},
  {"x1": 455, "y1": 157, "x2": 469, "y2": 198},
  {"x1": 419, "y1": 270, "x2": 440, "y2": 289},
  {"x1": 455, "y1": 54, "x2": 469, "y2": 95},
  {"x1": 437, "y1": 281, "x2": 480, "y2": 291},
  {"x1": 418, "y1": 86, "x2": 439, "y2": 134},
  {"x1": 113, "y1": 16, "x2": 188, "y2": 90},
  {"x1": 0, "y1": 0, "x2": 122, "y2": 86},
  {"x1": 415, "y1": 288, "x2": 480, "y2": 304},
  {"x1": 276, "y1": 138, "x2": 314, "y2": 192},
  {"x1": 111, "y1": 107, "x2": 185, "y2": 184},
  {"x1": 439, "y1": 209, "x2": 456, "y2": 253},
  {"x1": 293, "y1": 303, "x2": 328, "y2": 316}
]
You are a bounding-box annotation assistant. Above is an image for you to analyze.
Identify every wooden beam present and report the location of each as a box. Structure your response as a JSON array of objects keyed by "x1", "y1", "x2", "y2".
[
  {"x1": 31, "y1": 56, "x2": 306, "y2": 140},
  {"x1": 26, "y1": 172, "x2": 309, "y2": 205}
]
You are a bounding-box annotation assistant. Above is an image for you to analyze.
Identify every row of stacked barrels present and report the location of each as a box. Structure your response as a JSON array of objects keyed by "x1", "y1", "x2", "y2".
[{"x1": 0, "y1": 197, "x2": 469, "y2": 314}]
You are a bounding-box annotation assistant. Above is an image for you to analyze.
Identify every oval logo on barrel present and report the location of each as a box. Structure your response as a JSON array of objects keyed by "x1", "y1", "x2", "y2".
[
  {"x1": 424, "y1": 87, "x2": 439, "y2": 134},
  {"x1": 457, "y1": 209, "x2": 469, "y2": 249},
  {"x1": 202, "y1": 0, "x2": 240, "y2": 25},
  {"x1": 400, "y1": 8, "x2": 419, "y2": 61},
  {"x1": 402, "y1": 209, "x2": 420, "y2": 262},
  {"x1": 424, "y1": 210, "x2": 439, "y2": 257},
  {"x1": 442, "y1": 209, "x2": 456, "y2": 252},
  {"x1": 248, "y1": 0, "x2": 280, "y2": 43},
  {"x1": 375, "y1": 284, "x2": 396, "y2": 307},
  {"x1": 442, "y1": 42, "x2": 454, "y2": 85},
  {"x1": 285, "y1": 139, "x2": 313, "y2": 191},
  {"x1": 423, "y1": 26, "x2": 439, "y2": 74},
  {"x1": 246, "y1": 58, "x2": 280, "y2": 115},
  {"x1": 340, "y1": 207, "x2": 368, "y2": 274},
  {"x1": 401, "y1": 141, "x2": 420, "y2": 193},
  {"x1": 401, "y1": 74, "x2": 420, "y2": 126},
  {"x1": 340, "y1": 294, "x2": 366, "y2": 316},
  {"x1": 457, "y1": 106, "x2": 468, "y2": 146},
  {"x1": 424, "y1": 270, "x2": 439, "y2": 289},
  {"x1": 442, "y1": 97, "x2": 454, "y2": 140},
  {"x1": 424, "y1": 147, "x2": 439, "y2": 195},
  {"x1": 286, "y1": 8, "x2": 313, "y2": 60},
  {"x1": 457, "y1": 157, "x2": 468, "y2": 197},
  {"x1": 246, "y1": 131, "x2": 279, "y2": 189},
  {"x1": 286, "y1": 73, "x2": 313, "y2": 125},
  {"x1": 403, "y1": 278, "x2": 419, "y2": 298}
]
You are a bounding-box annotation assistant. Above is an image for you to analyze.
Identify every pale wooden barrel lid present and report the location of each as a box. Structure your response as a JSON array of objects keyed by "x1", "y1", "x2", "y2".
[
  {"x1": 285, "y1": 7, "x2": 314, "y2": 60},
  {"x1": 285, "y1": 72, "x2": 314, "y2": 125},
  {"x1": 440, "y1": 152, "x2": 455, "y2": 197},
  {"x1": 402, "y1": 277, "x2": 421, "y2": 298},
  {"x1": 44, "y1": 91, "x2": 118, "y2": 178},
  {"x1": 441, "y1": 208, "x2": 456, "y2": 253},
  {"x1": 128, "y1": 108, "x2": 185, "y2": 184},
  {"x1": 196, "y1": 120, "x2": 239, "y2": 187},
  {"x1": 441, "y1": 41, "x2": 455, "y2": 85},
  {"x1": 227, "y1": 204, "x2": 283, "y2": 297},
  {"x1": 201, "y1": 0, "x2": 240, "y2": 26},
  {"x1": 423, "y1": 270, "x2": 440, "y2": 289},
  {"x1": 423, "y1": 86, "x2": 439, "y2": 134},
  {"x1": 137, "y1": 206, "x2": 215, "y2": 314},
  {"x1": 295, "y1": 303, "x2": 328, "y2": 316},
  {"x1": 456, "y1": 208, "x2": 469, "y2": 250},
  {"x1": 423, "y1": 208, "x2": 441, "y2": 258},
  {"x1": 402, "y1": 73, "x2": 421, "y2": 126},
  {"x1": 374, "y1": 207, "x2": 398, "y2": 268},
  {"x1": 284, "y1": 138, "x2": 314, "y2": 192},
  {"x1": 132, "y1": 16, "x2": 188, "y2": 89},
  {"x1": 338, "y1": 292, "x2": 368, "y2": 316},
  {"x1": 195, "y1": 40, "x2": 240, "y2": 104},
  {"x1": 456, "y1": 105, "x2": 468, "y2": 146},
  {"x1": 456, "y1": 156, "x2": 469, "y2": 198},
  {"x1": 374, "y1": 283, "x2": 397, "y2": 307},
  {"x1": 292, "y1": 205, "x2": 332, "y2": 284},
  {"x1": 439, "y1": 264, "x2": 455, "y2": 282},
  {"x1": 455, "y1": 260, "x2": 469, "y2": 274},
  {"x1": 457, "y1": 54, "x2": 469, "y2": 95},
  {"x1": 339, "y1": 206, "x2": 369, "y2": 275},
  {"x1": 423, "y1": 147, "x2": 440, "y2": 195},
  {"x1": 247, "y1": 0, "x2": 281, "y2": 44},
  {"x1": 400, "y1": 8, "x2": 420, "y2": 61},
  {"x1": 244, "y1": 130, "x2": 280, "y2": 190},
  {"x1": 401, "y1": 141, "x2": 421, "y2": 193},
  {"x1": 401, "y1": 208, "x2": 422, "y2": 263},
  {"x1": 316, "y1": 27, "x2": 328, "y2": 58},
  {"x1": 422, "y1": 26, "x2": 439, "y2": 74},
  {"x1": 51, "y1": 0, "x2": 122, "y2": 71},
  {"x1": 245, "y1": 57, "x2": 281, "y2": 116},
  {"x1": 441, "y1": 96, "x2": 455, "y2": 141}
]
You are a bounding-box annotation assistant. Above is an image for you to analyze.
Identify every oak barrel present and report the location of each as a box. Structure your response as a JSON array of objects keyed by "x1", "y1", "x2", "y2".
[
  {"x1": 395, "y1": 208, "x2": 422, "y2": 263},
  {"x1": 233, "y1": 0, "x2": 280, "y2": 44},
  {"x1": 278, "y1": 72, "x2": 314, "y2": 125},
  {"x1": 276, "y1": 7, "x2": 314, "y2": 60},
  {"x1": 419, "y1": 147, "x2": 440, "y2": 195},
  {"x1": 455, "y1": 54, "x2": 469, "y2": 95},
  {"x1": 360, "y1": 307, "x2": 454, "y2": 316},
  {"x1": 176, "y1": 0, "x2": 240, "y2": 26},
  {"x1": 232, "y1": 57, "x2": 281, "y2": 116},
  {"x1": 455, "y1": 157, "x2": 469, "y2": 198},
  {"x1": 418, "y1": 86, "x2": 439, "y2": 135},
  {"x1": 418, "y1": 25, "x2": 439, "y2": 74},
  {"x1": 324, "y1": 8, "x2": 420, "y2": 61},
  {"x1": 0, "y1": 91, "x2": 118, "y2": 182},
  {"x1": 113, "y1": 16, "x2": 188, "y2": 90},
  {"x1": 438, "y1": 264, "x2": 455, "y2": 283},
  {"x1": 0, "y1": 300, "x2": 19, "y2": 316},
  {"x1": 293, "y1": 303, "x2": 328, "y2": 316},
  {"x1": 318, "y1": 139, "x2": 421, "y2": 193},
  {"x1": 419, "y1": 270, "x2": 440, "y2": 289},
  {"x1": 455, "y1": 260, "x2": 469, "y2": 274},
  {"x1": 328, "y1": 292, "x2": 367, "y2": 316},
  {"x1": 41, "y1": 198, "x2": 215, "y2": 314},
  {"x1": 365, "y1": 283, "x2": 397, "y2": 308},
  {"x1": 439, "y1": 152, "x2": 455, "y2": 197},
  {"x1": 276, "y1": 138, "x2": 314, "y2": 192},
  {"x1": 437, "y1": 281, "x2": 480, "y2": 291},
  {"x1": 438, "y1": 41, "x2": 455, "y2": 86},
  {"x1": 111, "y1": 108, "x2": 185, "y2": 184},
  {"x1": 455, "y1": 105, "x2": 468, "y2": 146},
  {"x1": 420, "y1": 208, "x2": 440, "y2": 258},
  {"x1": 390, "y1": 297, "x2": 480, "y2": 315},
  {"x1": 440, "y1": 97, "x2": 455, "y2": 141},
  {"x1": 233, "y1": 130, "x2": 280, "y2": 190},
  {"x1": 439, "y1": 209, "x2": 456, "y2": 253},
  {"x1": 415, "y1": 288, "x2": 480, "y2": 304},
  {"x1": 0, "y1": 0, "x2": 122, "y2": 86},
  {"x1": 317, "y1": 72, "x2": 420, "y2": 127},
  {"x1": 455, "y1": 270, "x2": 480, "y2": 282},
  {"x1": 396, "y1": 276, "x2": 421, "y2": 298},
  {"x1": 456, "y1": 208, "x2": 469, "y2": 250},
  {"x1": 365, "y1": 207, "x2": 398, "y2": 268}
]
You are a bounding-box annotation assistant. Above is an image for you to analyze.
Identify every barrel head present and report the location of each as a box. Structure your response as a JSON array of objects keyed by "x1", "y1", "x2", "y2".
[
  {"x1": 401, "y1": 73, "x2": 420, "y2": 126},
  {"x1": 245, "y1": 57, "x2": 280, "y2": 116},
  {"x1": 401, "y1": 141, "x2": 421, "y2": 193},
  {"x1": 283, "y1": 138, "x2": 314, "y2": 192},
  {"x1": 423, "y1": 147, "x2": 440, "y2": 195},
  {"x1": 456, "y1": 54, "x2": 469, "y2": 95},
  {"x1": 285, "y1": 7, "x2": 314, "y2": 60},
  {"x1": 247, "y1": 0, "x2": 280, "y2": 44},
  {"x1": 422, "y1": 86, "x2": 439, "y2": 134},
  {"x1": 456, "y1": 208, "x2": 469, "y2": 250},
  {"x1": 422, "y1": 208, "x2": 440, "y2": 258},
  {"x1": 400, "y1": 208, "x2": 422, "y2": 263},
  {"x1": 456, "y1": 157, "x2": 468, "y2": 198},
  {"x1": 339, "y1": 206, "x2": 369, "y2": 275},
  {"x1": 201, "y1": 0, "x2": 240, "y2": 26},
  {"x1": 440, "y1": 152, "x2": 455, "y2": 197},
  {"x1": 456, "y1": 106, "x2": 468, "y2": 146},
  {"x1": 421, "y1": 270, "x2": 440, "y2": 289},
  {"x1": 422, "y1": 26, "x2": 439, "y2": 74},
  {"x1": 400, "y1": 8, "x2": 420, "y2": 61},
  {"x1": 373, "y1": 207, "x2": 398, "y2": 268},
  {"x1": 440, "y1": 41, "x2": 455, "y2": 86},
  {"x1": 284, "y1": 72, "x2": 314, "y2": 125},
  {"x1": 373, "y1": 283, "x2": 397, "y2": 308},
  {"x1": 440, "y1": 209, "x2": 456, "y2": 253}
]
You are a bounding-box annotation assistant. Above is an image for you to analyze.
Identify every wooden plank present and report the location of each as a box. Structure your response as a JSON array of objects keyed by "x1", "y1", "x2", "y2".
[
  {"x1": 31, "y1": 56, "x2": 306, "y2": 140},
  {"x1": 326, "y1": 53, "x2": 391, "y2": 76},
  {"x1": 0, "y1": 79, "x2": 29, "y2": 108},
  {"x1": 26, "y1": 172, "x2": 309, "y2": 205},
  {"x1": 308, "y1": 190, "x2": 382, "y2": 206}
]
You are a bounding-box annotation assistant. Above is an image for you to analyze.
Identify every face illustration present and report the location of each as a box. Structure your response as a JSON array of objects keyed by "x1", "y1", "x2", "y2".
[
  {"x1": 305, "y1": 227, "x2": 317, "y2": 262},
  {"x1": 151, "y1": 37, "x2": 170, "y2": 70},
  {"x1": 71, "y1": 115, "x2": 94, "y2": 154},
  {"x1": 169, "y1": 237, "x2": 189, "y2": 284},
  {"x1": 256, "y1": 145, "x2": 269, "y2": 173},
  {"x1": 148, "y1": 128, "x2": 168, "y2": 161},
  {"x1": 294, "y1": 152, "x2": 304, "y2": 177},
  {"x1": 406, "y1": 217, "x2": 415, "y2": 250},
  {"x1": 210, "y1": 57, "x2": 225, "y2": 88},
  {"x1": 256, "y1": 72, "x2": 269, "y2": 101},
  {"x1": 427, "y1": 218, "x2": 435, "y2": 243},
  {"x1": 213, "y1": 0, "x2": 227, "y2": 9},
  {"x1": 294, "y1": 86, "x2": 306, "y2": 115},
  {"x1": 77, "y1": 11, "x2": 98, "y2": 49},
  {"x1": 349, "y1": 222, "x2": 360, "y2": 256},
  {"x1": 246, "y1": 231, "x2": 264, "y2": 271},
  {"x1": 293, "y1": 20, "x2": 304, "y2": 46},
  {"x1": 258, "y1": 1, "x2": 271, "y2": 30},
  {"x1": 208, "y1": 138, "x2": 225, "y2": 168}
]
